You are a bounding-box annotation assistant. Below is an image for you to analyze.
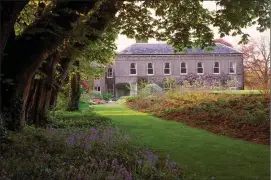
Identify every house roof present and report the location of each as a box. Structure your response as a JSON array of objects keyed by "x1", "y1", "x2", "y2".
[{"x1": 119, "y1": 43, "x2": 241, "y2": 55}]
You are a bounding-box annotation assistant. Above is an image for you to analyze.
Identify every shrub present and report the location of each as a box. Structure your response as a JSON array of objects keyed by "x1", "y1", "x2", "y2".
[
  {"x1": 101, "y1": 92, "x2": 113, "y2": 101},
  {"x1": 141, "y1": 83, "x2": 163, "y2": 96},
  {"x1": 49, "y1": 110, "x2": 112, "y2": 129},
  {"x1": 116, "y1": 96, "x2": 131, "y2": 105},
  {"x1": 80, "y1": 91, "x2": 92, "y2": 103},
  {"x1": 180, "y1": 73, "x2": 240, "y2": 90},
  {"x1": 1, "y1": 126, "x2": 183, "y2": 179},
  {"x1": 247, "y1": 110, "x2": 267, "y2": 124},
  {"x1": 55, "y1": 92, "x2": 69, "y2": 111},
  {"x1": 90, "y1": 91, "x2": 103, "y2": 99}
]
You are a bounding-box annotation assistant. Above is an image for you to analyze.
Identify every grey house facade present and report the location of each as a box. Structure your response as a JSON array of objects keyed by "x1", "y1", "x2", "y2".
[{"x1": 94, "y1": 42, "x2": 244, "y2": 97}]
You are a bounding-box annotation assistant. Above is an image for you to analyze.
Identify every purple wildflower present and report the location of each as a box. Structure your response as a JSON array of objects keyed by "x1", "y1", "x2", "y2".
[
  {"x1": 89, "y1": 128, "x2": 99, "y2": 134},
  {"x1": 146, "y1": 150, "x2": 158, "y2": 166},
  {"x1": 123, "y1": 170, "x2": 132, "y2": 180},
  {"x1": 137, "y1": 159, "x2": 143, "y2": 166},
  {"x1": 169, "y1": 162, "x2": 177, "y2": 168},
  {"x1": 84, "y1": 142, "x2": 92, "y2": 150},
  {"x1": 47, "y1": 125, "x2": 55, "y2": 135},
  {"x1": 66, "y1": 136, "x2": 76, "y2": 146}
]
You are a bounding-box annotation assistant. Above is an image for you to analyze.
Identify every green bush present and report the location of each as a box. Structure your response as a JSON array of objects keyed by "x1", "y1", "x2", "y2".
[
  {"x1": 90, "y1": 91, "x2": 103, "y2": 99},
  {"x1": 126, "y1": 96, "x2": 137, "y2": 102},
  {"x1": 55, "y1": 92, "x2": 69, "y2": 111},
  {"x1": 140, "y1": 83, "x2": 163, "y2": 96},
  {"x1": 247, "y1": 110, "x2": 267, "y2": 124},
  {"x1": 101, "y1": 92, "x2": 113, "y2": 101},
  {"x1": 49, "y1": 110, "x2": 112, "y2": 129},
  {"x1": 80, "y1": 92, "x2": 91, "y2": 103},
  {"x1": 116, "y1": 96, "x2": 131, "y2": 105}
]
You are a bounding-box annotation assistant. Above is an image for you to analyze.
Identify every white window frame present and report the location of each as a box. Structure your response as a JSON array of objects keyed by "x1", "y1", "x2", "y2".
[
  {"x1": 213, "y1": 61, "x2": 220, "y2": 74},
  {"x1": 94, "y1": 86, "x2": 101, "y2": 93},
  {"x1": 196, "y1": 62, "x2": 204, "y2": 74},
  {"x1": 147, "y1": 62, "x2": 154, "y2": 75},
  {"x1": 130, "y1": 63, "x2": 137, "y2": 75},
  {"x1": 107, "y1": 67, "x2": 113, "y2": 78},
  {"x1": 229, "y1": 62, "x2": 236, "y2": 74},
  {"x1": 163, "y1": 62, "x2": 171, "y2": 75},
  {"x1": 180, "y1": 62, "x2": 187, "y2": 75}
]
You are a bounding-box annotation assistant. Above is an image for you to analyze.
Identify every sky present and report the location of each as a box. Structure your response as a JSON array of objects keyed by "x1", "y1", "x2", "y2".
[{"x1": 116, "y1": 1, "x2": 270, "y2": 52}]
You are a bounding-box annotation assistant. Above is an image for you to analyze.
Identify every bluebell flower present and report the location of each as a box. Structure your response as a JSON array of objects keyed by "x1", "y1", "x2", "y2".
[{"x1": 66, "y1": 136, "x2": 76, "y2": 146}]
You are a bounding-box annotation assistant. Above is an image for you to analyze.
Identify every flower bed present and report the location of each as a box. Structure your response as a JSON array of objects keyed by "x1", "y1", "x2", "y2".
[{"x1": 1, "y1": 111, "x2": 183, "y2": 179}]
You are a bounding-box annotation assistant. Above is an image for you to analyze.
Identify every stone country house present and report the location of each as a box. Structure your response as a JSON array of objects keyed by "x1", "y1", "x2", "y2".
[{"x1": 93, "y1": 40, "x2": 244, "y2": 98}]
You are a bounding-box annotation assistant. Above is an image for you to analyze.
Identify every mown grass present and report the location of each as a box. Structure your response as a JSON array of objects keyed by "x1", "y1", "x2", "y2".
[{"x1": 94, "y1": 105, "x2": 270, "y2": 180}]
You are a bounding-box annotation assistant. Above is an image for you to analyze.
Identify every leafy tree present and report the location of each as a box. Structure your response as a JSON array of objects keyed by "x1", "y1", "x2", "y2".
[{"x1": 241, "y1": 36, "x2": 270, "y2": 90}]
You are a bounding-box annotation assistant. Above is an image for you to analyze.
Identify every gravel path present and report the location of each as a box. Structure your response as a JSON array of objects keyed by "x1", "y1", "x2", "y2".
[{"x1": 103, "y1": 101, "x2": 117, "y2": 106}]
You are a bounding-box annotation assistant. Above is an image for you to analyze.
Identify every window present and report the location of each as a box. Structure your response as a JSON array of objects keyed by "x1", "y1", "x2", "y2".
[
  {"x1": 197, "y1": 62, "x2": 204, "y2": 74},
  {"x1": 107, "y1": 84, "x2": 114, "y2": 95},
  {"x1": 180, "y1": 62, "x2": 187, "y2": 74},
  {"x1": 94, "y1": 86, "x2": 101, "y2": 92},
  {"x1": 164, "y1": 62, "x2": 171, "y2": 75},
  {"x1": 107, "y1": 67, "x2": 113, "y2": 78},
  {"x1": 229, "y1": 62, "x2": 236, "y2": 74},
  {"x1": 213, "y1": 62, "x2": 220, "y2": 74},
  {"x1": 147, "y1": 62, "x2": 154, "y2": 75},
  {"x1": 130, "y1": 63, "x2": 137, "y2": 75}
]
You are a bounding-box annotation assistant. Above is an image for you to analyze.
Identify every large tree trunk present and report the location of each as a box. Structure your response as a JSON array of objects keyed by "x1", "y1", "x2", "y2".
[
  {"x1": 68, "y1": 71, "x2": 81, "y2": 111},
  {"x1": 50, "y1": 56, "x2": 73, "y2": 110},
  {"x1": 25, "y1": 51, "x2": 59, "y2": 126}
]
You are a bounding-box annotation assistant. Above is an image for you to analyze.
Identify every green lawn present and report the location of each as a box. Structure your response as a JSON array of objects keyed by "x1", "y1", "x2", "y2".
[{"x1": 94, "y1": 105, "x2": 270, "y2": 180}]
